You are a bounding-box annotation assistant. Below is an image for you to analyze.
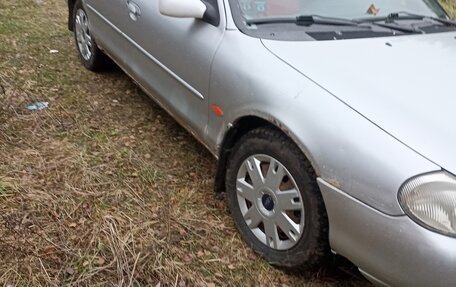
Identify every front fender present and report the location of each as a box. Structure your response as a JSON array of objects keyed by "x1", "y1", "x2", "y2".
[{"x1": 208, "y1": 31, "x2": 438, "y2": 215}]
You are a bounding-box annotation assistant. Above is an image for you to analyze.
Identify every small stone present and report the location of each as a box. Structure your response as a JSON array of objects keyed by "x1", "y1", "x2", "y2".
[{"x1": 65, "y1": 267, "x2": 75, "y2": 275}]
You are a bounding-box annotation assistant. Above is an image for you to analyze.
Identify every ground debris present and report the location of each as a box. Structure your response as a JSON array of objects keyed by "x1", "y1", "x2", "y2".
[{"x1": 0, "y1": 0, "x2": 372, "y2": 286}]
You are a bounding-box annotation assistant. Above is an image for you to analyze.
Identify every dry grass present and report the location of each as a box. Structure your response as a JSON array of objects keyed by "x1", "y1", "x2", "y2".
[
  {"x1": 0, "y1": 0, "x2": 454, "y2": 286},
  {"x1": 441, "y1": 0, "x2": 456, "y2": 18}
]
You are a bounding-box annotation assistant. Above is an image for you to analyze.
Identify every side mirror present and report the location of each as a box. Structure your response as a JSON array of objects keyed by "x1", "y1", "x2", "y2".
[{"x1": 159, "y1": 0, "x2": 207, "y2": 19}]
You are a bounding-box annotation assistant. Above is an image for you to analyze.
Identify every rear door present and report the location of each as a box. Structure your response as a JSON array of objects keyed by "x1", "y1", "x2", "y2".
[{"x1": 83, "y1": 0, "x2": 135, "y2": 69}]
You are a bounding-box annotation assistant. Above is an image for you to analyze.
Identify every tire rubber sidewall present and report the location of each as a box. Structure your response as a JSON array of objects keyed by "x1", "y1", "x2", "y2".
[
  {"x1": 73, "y1": 0, "x2": 106, "y2": 71},
  {"x1": 226, "y1": 128, "x2": 329, "y2": 269}
]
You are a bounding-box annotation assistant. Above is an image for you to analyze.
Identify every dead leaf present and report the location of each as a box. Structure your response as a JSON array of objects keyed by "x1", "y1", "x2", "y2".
[
  {"x1": 366, "y1": 4, "x2": 380, "y2": 16},
  {"x1": 178, "y1": 227, "x2": 187, "y2": 236},
  {"x1": 278, "y1": 275, "x2": 288, "y2": 284},
  {"x1": 183, "y1": 255, "x2": 192, "y2": 263},
  {"x1": 43, "y1": 245, "x2": 55, "y2": 254},
  {"x1": 248, "y1": 252, "x2": 258, "y2": 261},
  {"x1": 95, "y1": 257, "x2": 105, "y2": 266}
]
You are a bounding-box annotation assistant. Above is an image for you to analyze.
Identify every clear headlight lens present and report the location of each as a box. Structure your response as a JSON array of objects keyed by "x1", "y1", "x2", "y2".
[{"x1": 399, "y1": 171, "x2": 456, "y2": 237}]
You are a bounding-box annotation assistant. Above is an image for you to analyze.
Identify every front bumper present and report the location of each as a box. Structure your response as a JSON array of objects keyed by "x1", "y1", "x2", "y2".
[{"x1": 318, "y1": 178, "x2": 456, "y2": 287}]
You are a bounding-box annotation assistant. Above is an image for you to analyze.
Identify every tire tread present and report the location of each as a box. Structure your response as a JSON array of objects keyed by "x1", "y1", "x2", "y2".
[
  {"x1": 226, "y1": 127, "x2": 329, "y2": 270},
  {"x1": 73, "y1": 0, "x2": 111, "y2": 72}
]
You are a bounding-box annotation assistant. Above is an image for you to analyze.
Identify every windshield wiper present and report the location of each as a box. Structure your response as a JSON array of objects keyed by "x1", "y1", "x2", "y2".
[
  {"x1": 354, "y1": 12, "x2": 426, "y2": 33},
  {"x1": 246, "y1": 15, "x2": 362, "y2": 27},
  {"x1": 355, "y1": 11, "x2": 456, "y2": 31},
  {"x1": 386, "y1": 12, "x2": 456, "y2": 26}
]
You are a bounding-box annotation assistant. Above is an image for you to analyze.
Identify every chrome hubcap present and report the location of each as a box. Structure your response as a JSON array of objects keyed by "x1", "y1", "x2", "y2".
[
  {"x1": 236, "y1": 155, "x2": 305, "y2": 250},
  {"x1": 75, "y1": 9, "x2": 93, "y2": 61}
]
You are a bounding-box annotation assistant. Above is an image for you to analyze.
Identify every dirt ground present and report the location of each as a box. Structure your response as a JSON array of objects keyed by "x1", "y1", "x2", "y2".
[{"x1": 0, "y1": 0, "x2": 454, "y2": 286}]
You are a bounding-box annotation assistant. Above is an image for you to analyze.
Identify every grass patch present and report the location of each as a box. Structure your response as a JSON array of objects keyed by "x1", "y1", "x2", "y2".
[
  {"x1": 441, "y1": 0, "x2": 456, "y2": 18},
  {"x1": 1, "y1": 0, "x2": 455, "y2": 286},
  {"x1": 0, "y1": 181, "x2": 10, "y2": 195}
]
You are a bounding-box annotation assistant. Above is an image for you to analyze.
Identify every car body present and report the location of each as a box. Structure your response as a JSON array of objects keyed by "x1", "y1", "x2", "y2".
[{"x1": 67, "y1": 0, "x2": 456, "y2": 286}]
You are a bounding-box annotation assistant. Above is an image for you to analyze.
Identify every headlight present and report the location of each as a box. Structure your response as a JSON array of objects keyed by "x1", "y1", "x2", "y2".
[{"x1": 399, "y1": 171, "x2": 456, "y2": 237}]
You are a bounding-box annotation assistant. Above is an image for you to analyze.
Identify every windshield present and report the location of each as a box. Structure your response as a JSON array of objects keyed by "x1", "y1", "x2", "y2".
[{"x1": 237, "y1": 0, "x2": 447, "y2": 20}]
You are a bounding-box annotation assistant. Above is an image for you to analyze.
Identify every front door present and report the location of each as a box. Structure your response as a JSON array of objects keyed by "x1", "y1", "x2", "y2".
[{"x1": 118, "y1": 0, "x2": 225, "y2": 141}]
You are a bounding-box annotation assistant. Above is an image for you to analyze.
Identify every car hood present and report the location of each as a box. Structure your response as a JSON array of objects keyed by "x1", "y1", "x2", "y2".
[{"x1": 262, "y1": 31, "x2": 456, "y2": 175}]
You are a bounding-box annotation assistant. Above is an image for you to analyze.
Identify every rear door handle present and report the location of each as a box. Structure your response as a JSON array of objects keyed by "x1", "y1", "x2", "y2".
[{"x1": 127, "y1": 0, "x2": 141, "y2": 21}]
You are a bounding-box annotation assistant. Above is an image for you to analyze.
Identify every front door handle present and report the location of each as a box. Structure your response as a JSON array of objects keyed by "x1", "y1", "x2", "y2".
[{"x1": 127, "y1": 0, "x2": 141, "y2": 21}]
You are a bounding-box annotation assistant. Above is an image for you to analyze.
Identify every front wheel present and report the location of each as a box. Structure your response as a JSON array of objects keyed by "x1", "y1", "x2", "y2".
[{"x1": 226, "y1": 127, "x2": 329, "y2": 269}]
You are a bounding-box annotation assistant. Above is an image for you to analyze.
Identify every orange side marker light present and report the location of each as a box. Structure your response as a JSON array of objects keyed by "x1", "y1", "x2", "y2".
[{"x1": 211, "y1": 104, "x2": 224, "y2": 117}]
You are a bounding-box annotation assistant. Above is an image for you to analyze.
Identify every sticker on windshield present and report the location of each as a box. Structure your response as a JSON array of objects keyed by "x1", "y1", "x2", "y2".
[{"x1": 239, "y1": 0, "x2": 300, "y2": 18}]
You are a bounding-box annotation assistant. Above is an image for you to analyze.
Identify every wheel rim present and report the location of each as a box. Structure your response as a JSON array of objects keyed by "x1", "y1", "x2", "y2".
[
  {"x1": 75, "y1": 9, "x2": 93, "y2": 61},
  {"x1": 236, "y1": 154, "x2": 305, "y2": 250}
]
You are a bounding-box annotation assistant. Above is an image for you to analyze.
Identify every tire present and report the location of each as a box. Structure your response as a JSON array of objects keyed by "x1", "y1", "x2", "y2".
[
  {"x1": 226, "y1": 127, "x2": 329, "y2": 270},
  {"x1": 72, "y1": 0, "x2": 110, "y2": 71}
]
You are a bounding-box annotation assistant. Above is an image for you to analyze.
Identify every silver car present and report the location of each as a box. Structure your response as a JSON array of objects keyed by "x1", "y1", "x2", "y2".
[{"x1": 67, "y1": 0, "x2": 456, "y2": 285}]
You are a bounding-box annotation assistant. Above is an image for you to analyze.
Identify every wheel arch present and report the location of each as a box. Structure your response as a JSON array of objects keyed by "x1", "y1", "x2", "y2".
[
  {"x1": 68, "y1": 0, "x2": 77, "y2": 31},
  {"x1": 214, "y1": 115, "x2": 320, "y2": 193}
]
